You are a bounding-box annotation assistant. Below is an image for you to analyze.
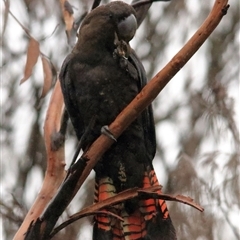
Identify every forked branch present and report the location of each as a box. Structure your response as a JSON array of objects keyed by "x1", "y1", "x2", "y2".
[{"x1": 14, "y1": 1, "x2": 229, "y2": 239}]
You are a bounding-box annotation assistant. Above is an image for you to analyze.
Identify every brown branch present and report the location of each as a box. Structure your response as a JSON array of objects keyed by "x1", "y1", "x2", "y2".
[
  {"x1": 51, "y1": 186, "x2": 203, "y2": 237},
  {"x1": 51, "y1": 211, "x2": 123, "y2": 237},
  {"x1": 50, "y1": 187, "x2": 160, "y2": 237},
  {"x1": 68, "y1": 0, "x2": 230, "y2": 201},
  {"x1": 17, "y1": 0, "x2": 229, "y2": 239},
  {"x1": 13, "y1": 81, "x2": 66, "y2": 240},
  {"x1": 137, "y1": 191, "x2": 204, "y2": 212}
]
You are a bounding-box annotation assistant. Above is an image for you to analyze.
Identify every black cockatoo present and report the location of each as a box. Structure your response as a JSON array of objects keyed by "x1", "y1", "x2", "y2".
[{"x1": 59, "y1": 1, "x2": 176, "y2": 239}]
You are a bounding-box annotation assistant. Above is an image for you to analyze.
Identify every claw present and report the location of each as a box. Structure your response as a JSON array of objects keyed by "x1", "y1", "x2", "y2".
[{"x1": 101, "y1": 125, "x2": 117, "y2": 142}]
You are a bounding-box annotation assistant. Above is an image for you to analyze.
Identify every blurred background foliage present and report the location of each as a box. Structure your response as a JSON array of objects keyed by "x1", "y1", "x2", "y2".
[{"x1": 1, "y1": 0, "x2": 239, "y2": 239}]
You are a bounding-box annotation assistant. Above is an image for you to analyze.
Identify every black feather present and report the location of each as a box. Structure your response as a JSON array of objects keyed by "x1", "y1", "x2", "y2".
[{"x1": 59, "y1": 1, "x2": 176, "y2": 239}]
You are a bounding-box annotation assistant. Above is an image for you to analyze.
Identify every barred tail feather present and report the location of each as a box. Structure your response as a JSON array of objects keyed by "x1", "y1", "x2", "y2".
[
  {"x1": 142, "y1": 170, "x2": 169, "y2": 220},
  {"x1": 122, "y1": 210, "x2": 147, "y2": 239},
  {"x1": 93, "y1": 169, "x2": 176, "y2": 240},
  {"x1": 142, "y1": 169, "x2": 176, "y2": 240}
]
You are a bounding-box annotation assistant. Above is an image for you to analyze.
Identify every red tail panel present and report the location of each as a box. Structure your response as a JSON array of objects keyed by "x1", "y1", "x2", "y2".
[
  {"x1": 93, "y1": 169, "x2": 176, "y2": 239},
  {"x1": 122, "y1": 210, "x2": 146, "y2": 239}
]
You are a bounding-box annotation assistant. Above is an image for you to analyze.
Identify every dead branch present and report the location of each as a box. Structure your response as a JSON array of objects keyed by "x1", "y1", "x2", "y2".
[
  {"x1": 58, "y1": 0, "x2": 229, "y2": 213},
  {"x1": 15, "y1": 0, "x2": 229, "y2": 239},
  {"x1": 13, "y1": 81, "x2": 66, "y2": 240},
  {"x1": 50, "y1": 186, "x2": 204, "y2": 237}
]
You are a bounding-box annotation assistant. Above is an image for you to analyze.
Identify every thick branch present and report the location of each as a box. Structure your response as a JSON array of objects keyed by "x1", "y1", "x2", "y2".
[
  {"x1": 20, "y1": 1, "x2": 229, "y2": 239},
  {"x1": 14, "y1": 81, "x2": 66, "y2": 240},
  {"x1": 71, "y1": 0, "x2": 230, "y2": 201}
]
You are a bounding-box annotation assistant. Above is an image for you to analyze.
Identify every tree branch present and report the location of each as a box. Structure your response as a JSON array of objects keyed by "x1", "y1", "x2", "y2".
[
  {"x1": 13, "y1": 81, "x2": 66, "y2": 240},
  {"x1": 62, "y1": 0, "x2": 229, "y2": 211},
  {"x1": 16, "y1": 1, "x2": 229, "y2": 239},
  {"x1": 50, "y1": 186, "x2": 203, "y2": 237}
]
